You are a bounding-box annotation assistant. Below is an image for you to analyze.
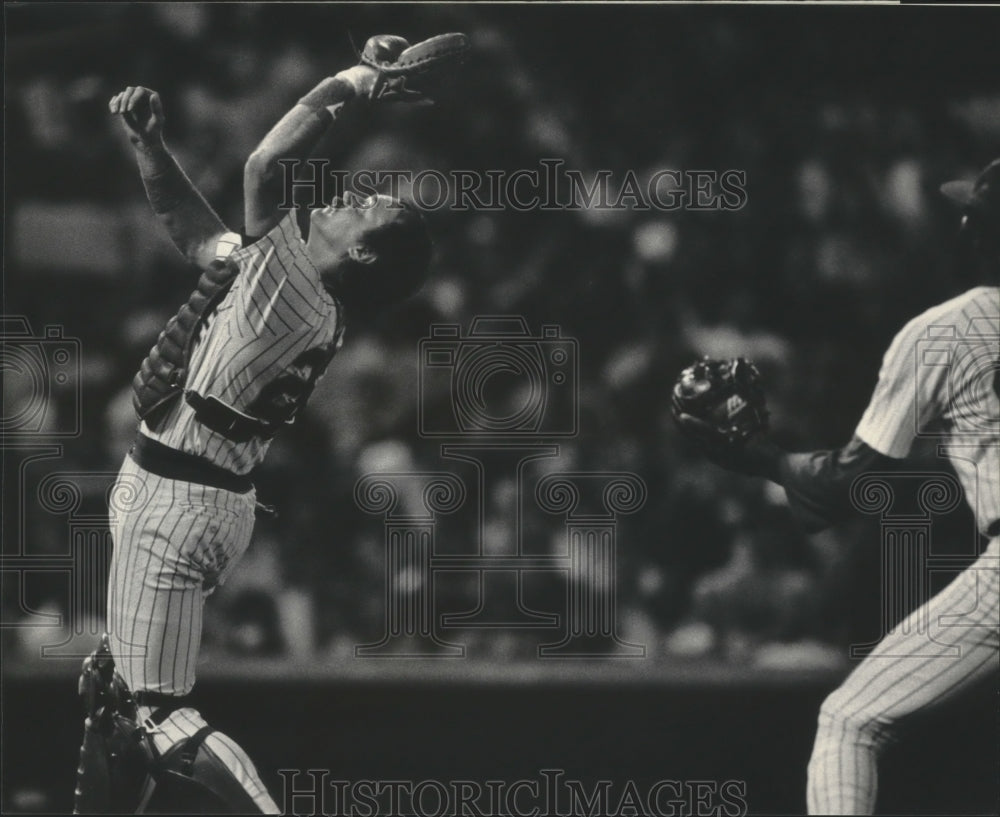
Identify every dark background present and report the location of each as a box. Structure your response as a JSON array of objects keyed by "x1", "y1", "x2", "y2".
[
  {"x1": 3, "y1": 3, "x2": 998, "y2": 815},
  {"x1": 4, "y1": 670, "x2": 997, "y2": 815}
]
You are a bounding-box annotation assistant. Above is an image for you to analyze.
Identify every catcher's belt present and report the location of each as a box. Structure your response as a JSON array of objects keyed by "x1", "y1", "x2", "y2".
[
  {"x1": 130, "y1": 433, "x2": 254, "y2": 494},
  {"x1": 129, "y1": 434, "x2": 277, "y2": 517}
]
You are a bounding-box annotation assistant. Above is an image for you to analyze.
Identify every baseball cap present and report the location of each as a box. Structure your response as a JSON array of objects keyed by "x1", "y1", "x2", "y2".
[{"x1": 940, "y1": 158, "x2": 1000, "y2": 214}]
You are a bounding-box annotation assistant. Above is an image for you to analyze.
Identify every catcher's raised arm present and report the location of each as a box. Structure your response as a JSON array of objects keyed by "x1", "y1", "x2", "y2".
[
  {"x1": 111, "y1": 86, "x2": 231, "y2": 269},
  {"x1": 243, "y1": 32, "x2": 469, "y2": 237}
]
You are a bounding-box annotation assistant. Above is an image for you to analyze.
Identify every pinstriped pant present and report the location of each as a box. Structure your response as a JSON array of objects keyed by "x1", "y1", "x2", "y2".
[
  {"x1": 806, "y1": 537, "x2": 999, "y2": 815},
  {"x1": 106, "y1": 454, "x2": 279, "y2": 813}
]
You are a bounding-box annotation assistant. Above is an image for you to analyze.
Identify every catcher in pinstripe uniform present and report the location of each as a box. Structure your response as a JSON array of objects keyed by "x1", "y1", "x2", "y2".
[
  {"x1": 73, "y1": 34, "x2": 466, "y2": 814},
  {"x1": 674, "y1": 160, "x2": 1000, "y2": 815}
]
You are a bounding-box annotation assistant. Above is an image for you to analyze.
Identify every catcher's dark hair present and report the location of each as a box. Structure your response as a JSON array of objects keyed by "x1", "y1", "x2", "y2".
[{"x1": 328, "y1": 200, "x2": 432, "y2": 314}]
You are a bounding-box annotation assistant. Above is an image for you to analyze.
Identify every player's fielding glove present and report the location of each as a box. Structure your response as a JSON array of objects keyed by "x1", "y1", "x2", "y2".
[
  {"x1": 358, "y1": 32, "x2": 470, "y2": 102},
  {"x1": 671, "y1": 357, "x2": 769, "y2": 466}
]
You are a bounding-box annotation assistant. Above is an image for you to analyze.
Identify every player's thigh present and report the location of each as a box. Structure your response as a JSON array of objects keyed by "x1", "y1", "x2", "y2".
[
  {"x1": 109, "y1": 464, "x2": 254, "y2": 599},
  {"x1": 108, "y1": 482, "x2": 245, "y2": 652},
  {"x1": 109, "y1": 508, "x2": 219, "y2": 688},
  {"x1": 173, "y1": 481, "x2": 256, "y2": 586},
  {"x1": 827, "y1": 542, "x2": 999, "y2": 724},
  {"x1": 107, "y1": 457, "x2": 177, "y2": 630}
]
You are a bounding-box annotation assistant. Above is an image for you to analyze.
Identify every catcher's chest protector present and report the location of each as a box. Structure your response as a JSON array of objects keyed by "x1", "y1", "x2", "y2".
[{"x1": 131, "y1": 259, "x2": 240, "y2": 430}]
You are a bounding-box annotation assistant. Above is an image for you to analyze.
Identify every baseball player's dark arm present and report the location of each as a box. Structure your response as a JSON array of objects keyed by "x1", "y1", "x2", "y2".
[
  {"x1": 133, "y1": 140, "x2": 229, "y2": 268},
  {"x1": 744, "y1": 435, "x2": 899, "y2": 532},
  {"x1": 244, "y1": 67, "x2": 375, "y2": 237}
]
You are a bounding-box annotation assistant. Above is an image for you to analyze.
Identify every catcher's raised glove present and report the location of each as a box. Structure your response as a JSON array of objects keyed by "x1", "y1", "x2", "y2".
[
  {"x1": 358, "y1": 32, "x2": 470, "y2": 102},
  {"x1": 671, "y1": 357, "x2": 769, "y2": 450}
]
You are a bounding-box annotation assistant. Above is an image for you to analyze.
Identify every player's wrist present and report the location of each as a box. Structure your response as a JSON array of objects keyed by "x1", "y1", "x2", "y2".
[
  {"x1": 335, "y1": 66, "x2": 378, "y2": 100},
  {"x1": 298, "y1": 75, "x2": 364, "y2": 116},
  {"x1": 710, "y1": 435, "x2": 784, "y2": 481},
  {"x1": 131, "y1": 133, "x2": 167, "y2": 154},
  {"x1": 747, "y1": 437, "x2": 785, "y2": 483}
]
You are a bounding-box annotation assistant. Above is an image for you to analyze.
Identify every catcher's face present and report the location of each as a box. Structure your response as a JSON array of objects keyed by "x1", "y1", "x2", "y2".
[{"x1": 304, "y1": 192, "x2": 402, "y2": 274}]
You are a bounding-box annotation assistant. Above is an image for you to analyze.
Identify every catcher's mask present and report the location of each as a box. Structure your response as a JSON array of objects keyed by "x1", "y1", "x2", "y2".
[{"x1": 940, "y1": 158, "x2": 1000, "y2": 264}]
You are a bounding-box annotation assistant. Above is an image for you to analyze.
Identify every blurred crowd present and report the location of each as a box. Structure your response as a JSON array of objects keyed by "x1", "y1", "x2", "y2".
[{"x1": 4, "y1": 3, "x2": 996, "y2": 672}]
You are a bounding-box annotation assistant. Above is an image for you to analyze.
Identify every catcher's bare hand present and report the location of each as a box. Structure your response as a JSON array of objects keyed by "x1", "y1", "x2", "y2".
[{"x1": 110, "y1": 86, "x2": 164, "y2": 146}]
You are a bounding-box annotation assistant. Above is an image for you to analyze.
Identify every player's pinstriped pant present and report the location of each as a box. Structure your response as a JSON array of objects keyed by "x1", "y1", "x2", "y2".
[
  {"x1": 106, "y1": 454, "x2": 280, "y2": 813},
  {"x1": 806, "y1": 537, "x2": 999, "y2": 815},
  {"x1": 137, "y1": 705, "x2": 278, "y2": 812}
]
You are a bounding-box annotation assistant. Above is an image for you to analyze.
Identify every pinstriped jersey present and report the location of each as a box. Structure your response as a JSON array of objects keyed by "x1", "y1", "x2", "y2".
[
  {"x1": 140, "y1": 211, "x2": 344, "y2": 474},
  {"x1": 855, "y1": 285, "x2": 1000, "y2": 536}
]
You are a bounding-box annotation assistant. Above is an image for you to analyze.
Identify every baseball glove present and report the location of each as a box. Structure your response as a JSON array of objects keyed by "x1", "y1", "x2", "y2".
[
  {"x1": 671, "y1": 357, "x2": 769, "y2": 449},
  {"x1": 358, "y1": 33, "x2": 470, "y2": 102}
]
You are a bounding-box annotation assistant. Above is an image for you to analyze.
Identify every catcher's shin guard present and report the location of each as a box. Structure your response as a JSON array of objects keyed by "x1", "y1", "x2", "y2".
[
  {"x1": 74, "y1": 717, "x2": 112, "y2": 812},
  {"x1": 74, "y1": 634, "x2": 265, "y2": 813},
  {"x1": 74, "y1": 635, "x2": 154, "y2": 814},
  {"x1": 74, "y1": 715, "x2": 156, "y2": 813},
  {"x1": 143, "y1": 727, "x2": 265, "y2": 814}
]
